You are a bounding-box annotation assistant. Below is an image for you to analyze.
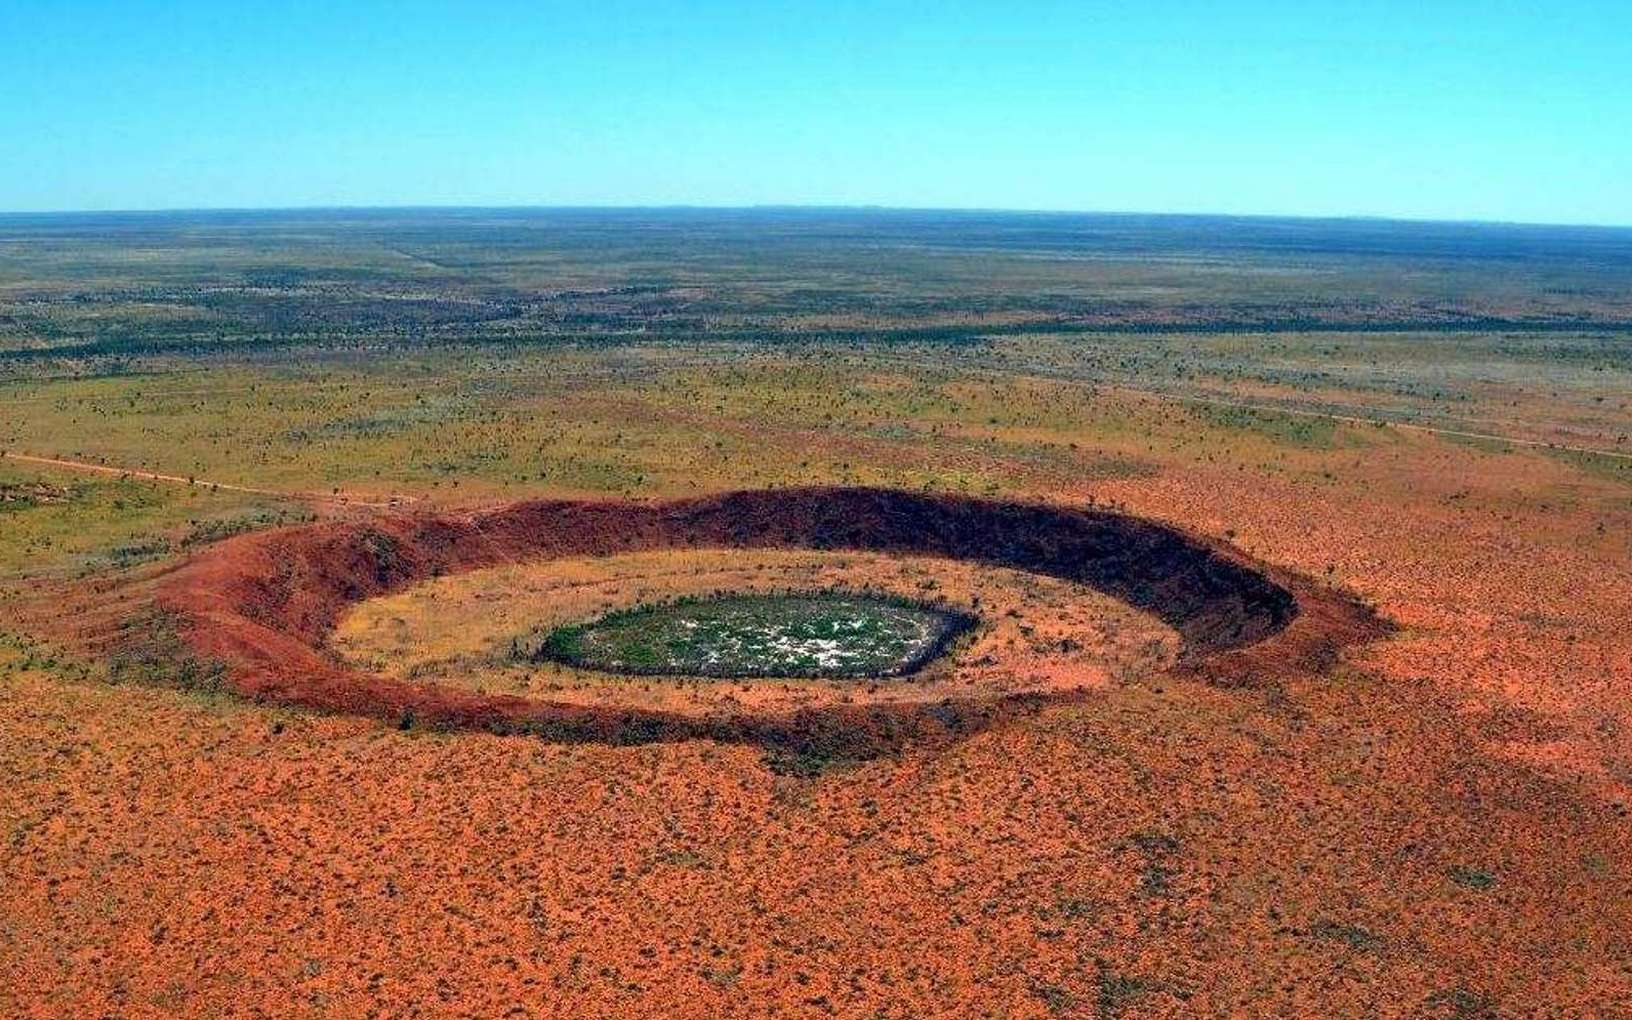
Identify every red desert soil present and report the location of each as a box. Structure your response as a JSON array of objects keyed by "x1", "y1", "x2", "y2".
[{"x1": 4, "y1": 478, "x2": 1629, "y2": 1018}]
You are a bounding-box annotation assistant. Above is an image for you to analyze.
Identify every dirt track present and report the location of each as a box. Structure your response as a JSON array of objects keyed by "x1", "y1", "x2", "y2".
[{"x1": 0, "y1": 450, "x2": 413, "y2": 508}]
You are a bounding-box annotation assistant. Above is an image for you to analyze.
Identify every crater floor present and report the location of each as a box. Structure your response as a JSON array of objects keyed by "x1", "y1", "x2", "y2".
[
  {"x1": 332, "y1": 548, "x2": 1179, "y2": 714},
  {"x1": 531, "y1": 591, "x2": 974, "y2": 679}
]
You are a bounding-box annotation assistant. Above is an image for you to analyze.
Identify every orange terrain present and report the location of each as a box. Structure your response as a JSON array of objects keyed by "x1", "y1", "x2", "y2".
[{"x1": 4, "y1": 455, "x2": 1630, "y2": 1020}]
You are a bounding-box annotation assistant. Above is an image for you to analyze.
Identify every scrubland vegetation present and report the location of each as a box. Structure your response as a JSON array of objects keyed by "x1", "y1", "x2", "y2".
[{"x1": 2, "y1": 210, "x2": 1630, "y2": 1018}]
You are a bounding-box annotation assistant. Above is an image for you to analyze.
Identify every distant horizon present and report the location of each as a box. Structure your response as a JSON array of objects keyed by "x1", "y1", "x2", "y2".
[
  {"x1": 5, "y1": 2, "x2": 1629, "y2": 228},
  {"x1": 5, "y1": 202, "x2": 1631, "y2": 233}
]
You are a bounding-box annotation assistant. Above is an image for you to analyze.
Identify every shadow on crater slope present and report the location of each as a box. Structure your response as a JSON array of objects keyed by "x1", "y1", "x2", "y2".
[{"x1": 152, "y1": 487, "x2": 1390, "y2": 756}]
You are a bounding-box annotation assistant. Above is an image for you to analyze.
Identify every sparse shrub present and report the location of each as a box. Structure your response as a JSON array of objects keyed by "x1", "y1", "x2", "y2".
[{"x1": 106, "y1": 608, "x2": 227, "y2": 695}]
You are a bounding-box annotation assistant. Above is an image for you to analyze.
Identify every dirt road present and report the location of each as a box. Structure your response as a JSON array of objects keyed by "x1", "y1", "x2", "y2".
[{"x1": 0, "y1": 450, "x2": 414, "y2": 508}]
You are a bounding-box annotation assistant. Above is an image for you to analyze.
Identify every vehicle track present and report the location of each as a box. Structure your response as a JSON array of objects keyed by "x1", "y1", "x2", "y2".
[{"x1": 0, "y1": 450, "x2": 415, "y2": 508}]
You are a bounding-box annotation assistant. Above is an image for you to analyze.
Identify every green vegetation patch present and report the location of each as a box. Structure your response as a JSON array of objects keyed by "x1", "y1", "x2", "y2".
[
  {"x1": 1547, "y1": 446, "x2": 1632, "y2": 487},
  {"x1": 0, "y1": 481, "x2": 75, "y2": 512},
  {"x1": 1190, "y1": 403, "x2": 1341, "y2": 449},
  {"x1": 528, "y1": 591, "x2": 975, "y2": 679}
]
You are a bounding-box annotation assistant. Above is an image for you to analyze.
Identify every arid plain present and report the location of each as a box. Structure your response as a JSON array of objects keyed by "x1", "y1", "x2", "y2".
[{"x1": 2, "y1": 210, "x2": 1629, "y2": 1018}]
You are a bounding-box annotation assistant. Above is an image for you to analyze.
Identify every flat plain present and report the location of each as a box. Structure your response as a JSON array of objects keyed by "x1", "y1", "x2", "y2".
[{"x1": 1, "y1": 209, "x2": 1629, "y2": 1018}]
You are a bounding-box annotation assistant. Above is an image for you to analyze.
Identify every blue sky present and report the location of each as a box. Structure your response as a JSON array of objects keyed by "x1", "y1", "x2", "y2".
[{"x1": 2, "y1": 0, "x2": 1628, "y2": 224}]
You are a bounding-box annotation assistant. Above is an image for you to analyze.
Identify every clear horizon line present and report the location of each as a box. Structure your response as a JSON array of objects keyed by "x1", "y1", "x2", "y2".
[{"x1": 1, "y1": 201, "x2": 1629, "y2": 233}]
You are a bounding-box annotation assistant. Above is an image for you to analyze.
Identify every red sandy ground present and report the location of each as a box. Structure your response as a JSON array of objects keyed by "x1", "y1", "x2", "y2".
[{"x1": 3, "y1": 465, "x2": 1629, "y2": 1018}]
